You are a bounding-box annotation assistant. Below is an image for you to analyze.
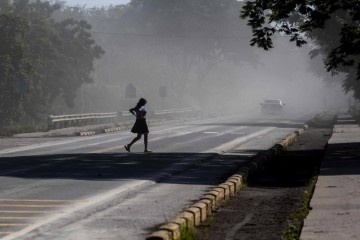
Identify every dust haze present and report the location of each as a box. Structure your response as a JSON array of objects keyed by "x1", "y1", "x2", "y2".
[{"x1": 66, "y1": 3, "x2": 350, "y2": 118}]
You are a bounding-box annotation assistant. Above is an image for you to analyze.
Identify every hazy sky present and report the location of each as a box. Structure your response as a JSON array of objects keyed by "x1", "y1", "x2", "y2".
[{"x1": 64, "y1": 0, "x2": 130, "y2": 8}]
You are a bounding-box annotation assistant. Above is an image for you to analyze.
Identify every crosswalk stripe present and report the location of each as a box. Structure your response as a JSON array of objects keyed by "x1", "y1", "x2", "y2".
[{"x1": 91, "y1": 130, "x2": 195, "y2": 153}]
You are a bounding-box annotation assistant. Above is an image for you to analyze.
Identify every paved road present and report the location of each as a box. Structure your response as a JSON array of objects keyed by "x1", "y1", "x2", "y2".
[{"x1": 0, "y1": 114, "x2": 310, "y2": 240}]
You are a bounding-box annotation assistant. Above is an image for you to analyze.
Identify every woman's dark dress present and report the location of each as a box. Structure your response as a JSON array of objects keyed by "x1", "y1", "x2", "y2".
[{"x1": 130, "y1": 107, "x2": 149, "y2": 134}]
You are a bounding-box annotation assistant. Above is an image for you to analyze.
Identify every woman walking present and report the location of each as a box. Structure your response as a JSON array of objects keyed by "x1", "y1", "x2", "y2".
[{"x1": 124, "y1": 98, "x2": 152, "y2": 152}]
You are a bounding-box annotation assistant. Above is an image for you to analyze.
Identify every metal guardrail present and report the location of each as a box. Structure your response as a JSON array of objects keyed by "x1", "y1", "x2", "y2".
[
  {"x1": 48, "y1": 108, "x2": 200, "y2": 130},
  {"x1": 48, "y1": 112, "x2": 118, "y2": 129},
  {"x1": 153, "y1": 108, "x2": 194, "y2": 115}
]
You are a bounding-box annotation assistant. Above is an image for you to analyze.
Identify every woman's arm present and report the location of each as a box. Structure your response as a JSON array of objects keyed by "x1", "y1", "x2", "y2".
[
  {"x1": 129, "y1": 108, "x2": 136, "y2": 116},
  {"x1": 129, "y1": 108, "x2": 143, "y2": 118}
]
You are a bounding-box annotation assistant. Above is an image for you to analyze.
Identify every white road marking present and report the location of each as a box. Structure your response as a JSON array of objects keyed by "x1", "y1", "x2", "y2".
[
  {"x1": 225, "y1": 202, "x2": 259, "y2": 240},
  {"x1": 0, "y1": 125, "x2": 218, "y2": 156},
  {"x1": 0, "y1": 122, "x2": 282, "y2": 239},
  {"x1": 1, "y1": 180, "x2": 154, "y2": 240},
  {"x1": 0, "y1": 134, "x2": 111, "y2": 156},
  {"x1": 91, "y1": 125, "x2": 218, "y2": 153},
  {"x1": 225, "y1": 212, "x2": 254, "y2": 240},
  {"x1": 205, "y1": 127, "x2": 277, "y2": 153}
]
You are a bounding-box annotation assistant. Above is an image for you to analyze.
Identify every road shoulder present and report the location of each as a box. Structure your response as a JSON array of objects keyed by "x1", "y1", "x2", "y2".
[
  {"x1": 301, "y1": 116, "x2": 360, "y2": 240},
  {"x1": 192, "y1": 127, "x2": 332, "y2": 240}
]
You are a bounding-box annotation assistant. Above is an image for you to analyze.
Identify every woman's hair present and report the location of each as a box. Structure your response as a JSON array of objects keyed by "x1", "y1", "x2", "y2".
[{"x1": 135, "y1": 98, "x2": 147, "y2": 109}]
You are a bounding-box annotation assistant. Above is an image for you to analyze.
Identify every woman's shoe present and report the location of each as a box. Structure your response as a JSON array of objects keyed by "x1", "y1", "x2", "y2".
[
  {"x1": 124, "y1": 145, "x2": 130, "y2": 152},
  {"x1": 144, "y1": 149, "x2": 152, "y2": 153}
]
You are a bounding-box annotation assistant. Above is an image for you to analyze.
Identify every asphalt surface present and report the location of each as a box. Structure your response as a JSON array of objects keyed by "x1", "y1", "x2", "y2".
[{"x1": 0, "y1": 113, "x2": 312, "y2": 240}]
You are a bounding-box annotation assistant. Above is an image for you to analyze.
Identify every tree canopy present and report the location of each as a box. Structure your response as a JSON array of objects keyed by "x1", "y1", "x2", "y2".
[
  {"x1": 0, "y1": 13, "x2": 31, "y2": 124},
  {"x1": 241, "y1": 0, "x2": 360, "y2": 99},
  {"x1": 0, "y1": 0, "x2": 104, "y2": 124}
]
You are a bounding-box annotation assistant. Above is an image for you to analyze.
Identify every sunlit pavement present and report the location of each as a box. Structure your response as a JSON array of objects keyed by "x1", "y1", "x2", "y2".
[
  {"x1": 0, "y1": 114, "x2": 311, "y2": 240},
  {"x1": 301, "y1": 114, "x2": 360, "y2": 240}
]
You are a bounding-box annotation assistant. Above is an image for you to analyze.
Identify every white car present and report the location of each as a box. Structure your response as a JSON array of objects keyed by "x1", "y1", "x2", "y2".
[{"x1": 260, "y1": 99, "x2": 285, "y2": 115}]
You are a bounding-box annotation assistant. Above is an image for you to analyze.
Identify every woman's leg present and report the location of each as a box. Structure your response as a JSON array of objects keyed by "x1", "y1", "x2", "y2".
[
  {"x1": 144, "y1": 133, "x2": 151, "y2": 152},
  {"x1": 126, "y1": 133, "x2": 142, "y2": 151}
]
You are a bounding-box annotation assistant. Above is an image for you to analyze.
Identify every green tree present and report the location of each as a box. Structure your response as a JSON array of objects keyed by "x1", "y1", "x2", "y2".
[
  {"x1": 241, "y1": 0, "x2": 360, "y2": 98},
  {"x1": 13, "y1": 0, "x2": 105, "y2": 109},
  {"x1": 1, "y1": 0, "x2": 104, "y2": 125},
  {"x1": 0, "y1": 0, "x2": 12, "y2": 14},
  {"x1": 0, "y1": 13, "x2": 32, "y2": 124}
]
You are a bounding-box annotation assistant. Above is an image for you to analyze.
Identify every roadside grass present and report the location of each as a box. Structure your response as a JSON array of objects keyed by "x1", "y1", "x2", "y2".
[
  {"x1": 280, "y1": 175, "x2": 318, "y2": 240},
  {"x1": 187, "y1": 215, "x2": 215, "y2": 240},
  {"x1": 179, "y1": 225, "x2": 198, "y2": 240}
]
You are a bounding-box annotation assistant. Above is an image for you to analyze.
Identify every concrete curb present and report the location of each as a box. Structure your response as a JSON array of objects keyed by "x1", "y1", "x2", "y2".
[
  {"x1": 146, "y1": 124, "x2": 308, "y2": 240},
  {"x1": 103, "y1": 127, "x2": 126, "y2": 133},
  {"x1": 77, "y1": 131, "x2": 96, "y2": 136}
]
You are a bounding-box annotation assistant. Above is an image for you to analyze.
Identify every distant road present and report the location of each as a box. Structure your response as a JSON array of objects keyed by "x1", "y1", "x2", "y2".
[{"x1": 0, "y1": 113, "x2": 311, "y2": 240}]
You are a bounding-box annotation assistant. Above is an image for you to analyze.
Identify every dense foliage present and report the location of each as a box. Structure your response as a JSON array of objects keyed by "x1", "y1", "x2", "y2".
[
  {"x1": 0, "y1": 0, "x2": 104, "y2": 125},
  {"x1": 0, "y1": 13, "x2": 31, "y2": 124},
  {"x1": 241, "y1": 0, "x2": 360, "y2": 99}
]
